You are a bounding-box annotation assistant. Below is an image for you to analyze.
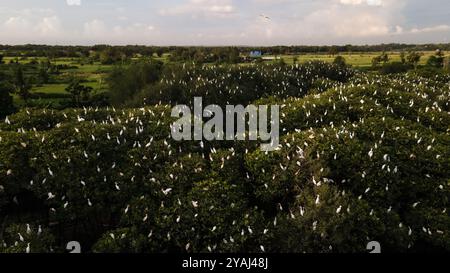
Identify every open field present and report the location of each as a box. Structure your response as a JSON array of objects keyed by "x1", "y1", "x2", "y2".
[
  {"x1": 1, "y1": 57, "x2": 111, "y2": 107},
  {"x1": 268, "y1": 51, "x2": 450, "y2": 67}
]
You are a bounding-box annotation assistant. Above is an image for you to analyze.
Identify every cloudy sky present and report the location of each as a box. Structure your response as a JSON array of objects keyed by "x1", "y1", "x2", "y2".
[{"x1": 0, "y1": 0, "x2": 449, "y2": 45}]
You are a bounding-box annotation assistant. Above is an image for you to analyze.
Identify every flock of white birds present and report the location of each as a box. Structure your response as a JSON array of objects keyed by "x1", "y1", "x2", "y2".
[{"x1": 0, "y1": 64, "x2": 449, "y2": 253}]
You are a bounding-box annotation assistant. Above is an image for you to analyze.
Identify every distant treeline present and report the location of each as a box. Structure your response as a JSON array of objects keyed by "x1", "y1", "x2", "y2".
[{"x1": 1, "y1": 43, "x2": 450, "y2": 58}]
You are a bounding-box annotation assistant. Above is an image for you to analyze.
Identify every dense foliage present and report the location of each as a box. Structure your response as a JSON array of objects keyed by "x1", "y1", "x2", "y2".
[
  {"x1": 0, "y1": 72, "x2": 15, "y2": 118},
  {"x1": 0, "y1": 62, "x2": 449, "y2": 253},
  {"x1": 109, "y1": 61, "x2": 354, "y2": 107}
]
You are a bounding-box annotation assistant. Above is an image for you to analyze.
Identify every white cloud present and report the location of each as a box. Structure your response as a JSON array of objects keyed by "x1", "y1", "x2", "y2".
[
  {"x1": 4, "y1": 16, "x2": 31, "y2": 30},
  {"x1": 66, "y1": 0, "x2": 81, "y2": 6},
  {"x1": 299, "y1": 8, "x2": 389, "y2": 37},
  {"x1": 159, "y1": 0, "x2": 237, "y2": 18},
  {"x1": 80, "y1": 19, "x2": 160, "y2": 44},
  {"x1": 223, "y1": 0, "x2": 413, "y2": 45},
  {"x1": 2, "y1": 12, "x2": 63, "y2": 43},
  {"x1": 340, "y1": 0, "x2": 364, "y2": 5},
  {"x1": 1, "y1": 0, "x2": 449, "y2": 45},
  {"x1": 340, "y1": 0, "x2": 382, "y2": 6},
  {"x1": 83, "y1": 19, "x2": 107, "y2": 37},
  {"x1": 410, "y1": 25, "x2": 450, "y2": 34},
  {"x1": 36, "y1": 16, "x2": 62, "y2": 36}
]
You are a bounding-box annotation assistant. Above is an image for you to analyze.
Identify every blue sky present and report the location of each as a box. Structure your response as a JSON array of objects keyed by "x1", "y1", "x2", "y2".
[{"x1": 0, "y1": 0, "x2": 449, "y2": 45}]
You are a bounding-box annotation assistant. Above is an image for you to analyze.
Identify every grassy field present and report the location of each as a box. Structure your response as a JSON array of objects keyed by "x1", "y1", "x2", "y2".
[
  {"x1": 268, "y1": 51, "x2": 449, "y2": 67},
  {"x1": 2, "y1": 57, "x2": 110, "y2": 103},
  {"x1": 1, "y1": 59, "x2": 109, "y2": 107}
]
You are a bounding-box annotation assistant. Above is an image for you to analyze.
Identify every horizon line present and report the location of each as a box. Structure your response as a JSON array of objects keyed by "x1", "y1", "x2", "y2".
[{"x1": 2, "y1": 42, "x2": 450, "y2": 48}]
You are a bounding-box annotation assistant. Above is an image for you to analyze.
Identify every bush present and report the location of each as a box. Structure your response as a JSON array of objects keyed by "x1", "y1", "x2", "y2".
[
  {"x1": 379, "y1": 62, "x2": 413, "y2": 74},
  {"x1": 93, "y1": 179, "x2": 267, "y2": 253},
  {"x1": 426, "y1": 55, "x2": 444, "y2": 68},
  {"x1": 0, "y1": 224, "x2": 56, "y2": 253},
  {"x1": 0, "y1": 81, "x2": 15, "y2": 118},
  {"x1": 271, "y1": 185, "x2": 383, "y2": 253},
  {"x1": 333, "y1": 56, "x2": 347, "y2": 67},
  {"x1": 107, "y1": 60, "x2": 163, "y2": 106}
]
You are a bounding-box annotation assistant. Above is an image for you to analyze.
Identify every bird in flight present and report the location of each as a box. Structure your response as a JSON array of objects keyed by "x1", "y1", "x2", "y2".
[{"x1": 259, "y1": 14, "x2": 271, "y2": 20}]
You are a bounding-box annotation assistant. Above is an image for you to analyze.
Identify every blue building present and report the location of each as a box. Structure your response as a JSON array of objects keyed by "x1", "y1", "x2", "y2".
[{"x1": 249, "y1": 50, "x2": 262, "y2": 58}]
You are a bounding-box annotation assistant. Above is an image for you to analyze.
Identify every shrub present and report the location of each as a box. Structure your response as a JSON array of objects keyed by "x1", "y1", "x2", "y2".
[
  {"x1": 0, "y1": 81, "x2": 15, "y2": 118},
  {"x1": 333, "y1": 56, "x2": 347, "y2": 67},
  {"x1": 426, "y1": 55, "x2": 444, "y2": 68},
  {"x1": 0, "y1": 224, "x2": 56, "y2": 253},
  {"x1": 379, "y1": 62, "x2": 413, "y2": 74}
]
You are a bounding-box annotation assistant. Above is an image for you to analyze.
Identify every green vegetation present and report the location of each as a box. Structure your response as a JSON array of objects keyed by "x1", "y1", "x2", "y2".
[
  {"x1": 0, "y1": 44, "x2": 449, "y2": 253},
  {"x1": 0, "y1": 45, "x2": 449, "y2": 112},
  {"x1": 0, "y1": 72, "x2": 15, "y2": 117}
]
